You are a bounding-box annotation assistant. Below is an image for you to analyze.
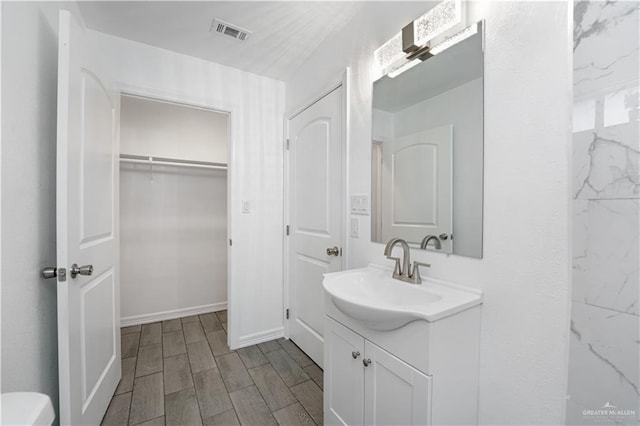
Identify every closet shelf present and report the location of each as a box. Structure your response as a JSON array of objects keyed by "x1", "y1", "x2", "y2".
[{"x1": 119, "y1": 154, "x2": 227, "y2": 170}]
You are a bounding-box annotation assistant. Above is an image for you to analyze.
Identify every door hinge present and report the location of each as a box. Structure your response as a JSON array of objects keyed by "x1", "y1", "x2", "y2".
[
  {"x1": 229, "y1": 239, "x2": 233, "y2": 246},
  {"x1": 286, "y1": 225, "x2": 290, "y2": 236},
  {"x1": 286, "y1": 139, "x2": 290, "y2": 150},
  {"x1": 286, "y1": 308, "x2": 290, "y2": 319}
]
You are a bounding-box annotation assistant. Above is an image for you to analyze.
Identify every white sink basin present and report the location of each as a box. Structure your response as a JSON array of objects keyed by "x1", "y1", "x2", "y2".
[{"x1": 323, "y1": 264, "x2": 482, "y2": 330}]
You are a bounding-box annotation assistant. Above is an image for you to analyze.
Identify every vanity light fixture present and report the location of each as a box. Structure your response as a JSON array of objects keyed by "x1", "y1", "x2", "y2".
[
  {"x1": 374, "y1": 0, "x2": 464, "y2": 78},
  {"x1": 412, "y1": 0, "x2": 462, "y2": 48},
  {"x1": 374, "y1": 32, "x2": 405, "y2": 75},
  {"x1": 401, "y1": 0, "x2": 463, "y2": 61}
]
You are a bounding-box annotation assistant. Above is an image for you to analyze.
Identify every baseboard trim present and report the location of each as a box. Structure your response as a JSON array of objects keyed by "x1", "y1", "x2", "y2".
[
  {"x1": 120, "y1": 302, "x2": 227, "y2": 327},
  {"x1": 234, "y1": 327, "x2": 284, "y2": 350}
]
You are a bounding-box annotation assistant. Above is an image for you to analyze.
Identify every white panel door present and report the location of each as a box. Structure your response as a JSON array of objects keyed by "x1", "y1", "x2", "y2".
[
  {"x1": 56, "y1": 10, "x2": 120, "y2": 425},
  {"x1": 381, "y1": 125, "x2": 453, "y2": 251},
  {"x1": 364, "y1": 340, "x2": 432, "y2": 426},
  {"x1": 288, "y1": 87, "x2": 343, "y2": 367},
  {"x1": 324, "y1": 317, "x2": 365, "y2": 426}
]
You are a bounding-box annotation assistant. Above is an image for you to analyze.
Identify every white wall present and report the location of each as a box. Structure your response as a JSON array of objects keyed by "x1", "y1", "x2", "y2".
[
  {"x1": 1, "y1": 1, "x2": 79, "y2": 418},
  {"x1": 119, "y1": 96, "x2": 229, "y2": 323},
  {"x1": 87, "y1": 30, "x2": 286, "y2": 348},
  {"x1": 120, "y1": 166, "x2": 228, "y2": 322},
  {"x1": 287, "y1": 2, "x2": 572, "y2": 424},
  {"x1": 120, "y1": 95, "x2": 229, "y2": 163}
]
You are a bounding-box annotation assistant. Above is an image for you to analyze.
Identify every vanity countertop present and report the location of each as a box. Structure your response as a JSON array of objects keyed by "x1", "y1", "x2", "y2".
[{"x1": 323, "y1": 264, "x2": 482, "y2": 330}]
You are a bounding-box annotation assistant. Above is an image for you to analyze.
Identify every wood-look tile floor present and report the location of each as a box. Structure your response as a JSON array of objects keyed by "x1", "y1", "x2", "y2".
[{"x1": 102, "y1": 311, "x2": 324, "y2": 426}]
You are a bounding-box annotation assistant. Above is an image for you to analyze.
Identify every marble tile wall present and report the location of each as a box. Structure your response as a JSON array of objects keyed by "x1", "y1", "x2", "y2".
[{"x1": 568, "y1": 1, "x2": 639, "y2": 425}]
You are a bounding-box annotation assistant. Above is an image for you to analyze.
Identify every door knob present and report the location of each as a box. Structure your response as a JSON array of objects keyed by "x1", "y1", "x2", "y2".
[
  {"x1": 42, "y1": 267, "x2": 67, "y2": 281},
  {"x1": 326, "y1": 246, "x2": 340, "y2": 256},
  {"x1": 70, "y1": 264, "x2": 93, "y2": 279},
  {"x1": 352, "y1": 351, "x2": 360, "y2": 359},
  {"x1": 42, "y1": 267, "x2": 57, "y2": 279},
  {"x1": 439, "y1": 233, "x2": 449, "y2": 241},
  {"x1": 363, "y1": 358, "x2": 372, "y2": 367}
]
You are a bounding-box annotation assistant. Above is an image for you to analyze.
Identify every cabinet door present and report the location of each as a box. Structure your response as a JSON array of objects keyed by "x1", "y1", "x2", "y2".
[
  {"x1": 325, "y1": 317, "x2": 365, "y2": 425},
  {"x1": 364, "y1": 340, "x2": 432, "y2": 426}
]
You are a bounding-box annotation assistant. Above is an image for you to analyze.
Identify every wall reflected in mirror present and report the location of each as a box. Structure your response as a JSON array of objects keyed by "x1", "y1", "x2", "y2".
[{"x1": 371, "y1": 21, "x2": 484, "y2": 259}]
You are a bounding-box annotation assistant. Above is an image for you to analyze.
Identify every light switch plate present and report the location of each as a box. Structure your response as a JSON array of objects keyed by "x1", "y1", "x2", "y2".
[
  {"x1": 242, "y1": 200, "x2": 250, "y2": 213},
  {"x1": 350, "y1": 194, "x2": 370, "y2": 215}
]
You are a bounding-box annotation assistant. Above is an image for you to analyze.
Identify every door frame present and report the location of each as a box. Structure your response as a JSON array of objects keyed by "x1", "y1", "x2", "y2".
[
  {"x1": 283, "y1": 68, "x2": 350, "y2": 338},
  {"x1": 113, "y1": 82, "x2": 237, "y2": 345}
]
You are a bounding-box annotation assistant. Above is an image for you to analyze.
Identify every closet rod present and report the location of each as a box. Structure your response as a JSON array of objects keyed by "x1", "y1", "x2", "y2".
[{"x1": 119, "y1": 154, "x2": 227, "y2": 170}]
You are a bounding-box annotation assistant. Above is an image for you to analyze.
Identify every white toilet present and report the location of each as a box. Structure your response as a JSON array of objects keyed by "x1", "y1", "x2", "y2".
[{"x1": 0, "y1": 392, "x2": 55, "y2": 426}]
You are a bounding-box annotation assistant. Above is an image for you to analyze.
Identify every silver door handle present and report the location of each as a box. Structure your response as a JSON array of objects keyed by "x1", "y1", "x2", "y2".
[
  {"x1": 42, "y1": 267, "x2": 57, "y2": 279},
  {"x1": 326, "y1": 246, "x2": 340, "y2": 256},
  {"x1": 439, "y1": 233, "x2": 449, "y2": 241},
  {"x1": 70, "y1": 264, "x2": 93, "y2": 279}
]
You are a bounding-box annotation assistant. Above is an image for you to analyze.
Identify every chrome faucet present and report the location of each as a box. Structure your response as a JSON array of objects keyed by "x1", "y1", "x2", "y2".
[
  {"x1": 384, "y1": 238, "x2": 411, "y2": 279},
  {"x1": 384, "y1": 238, "x2": 431, "y2": 284},
  {"x1": 420, "y1": 234, "x2": 442, "y2": 250}
]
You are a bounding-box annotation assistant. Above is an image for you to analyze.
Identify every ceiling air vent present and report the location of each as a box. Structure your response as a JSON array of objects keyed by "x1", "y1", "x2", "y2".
[{"x1": 210, "y1": 18, "x2": 251, "y2": 41}]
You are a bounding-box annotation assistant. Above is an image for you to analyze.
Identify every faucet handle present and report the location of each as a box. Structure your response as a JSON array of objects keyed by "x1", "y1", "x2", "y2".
[
  {"x1": 410, "y1": 261, "x2": 431, "y2": 284},
  {"x1": 386, "y1": 257, "x2": 402, "y2": 278}
]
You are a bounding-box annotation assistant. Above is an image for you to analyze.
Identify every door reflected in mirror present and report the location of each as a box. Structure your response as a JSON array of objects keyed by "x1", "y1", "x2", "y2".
[{"x1": 371, "y1": 21, "x2": 484, "y2": 259}]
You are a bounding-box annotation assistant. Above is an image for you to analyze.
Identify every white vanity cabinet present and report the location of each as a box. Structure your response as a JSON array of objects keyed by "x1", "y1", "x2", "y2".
[
  {"x1": 325, "y1": 317, "x2": 365, "y2": 425},
  {"x1": 322, "y1": 265, "x2": 482, "y2": 425},
  {"x1": 325, "y1": 317, "x2": 431, "y2": 426},
  {"x1": 363, "y1": 339, "x2": 431, "y2": 425}
]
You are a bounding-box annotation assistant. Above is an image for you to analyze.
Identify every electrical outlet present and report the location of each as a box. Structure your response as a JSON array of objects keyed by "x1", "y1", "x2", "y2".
[{"x1": 350, "y1": 217, "x2": 359, "y2": 238}]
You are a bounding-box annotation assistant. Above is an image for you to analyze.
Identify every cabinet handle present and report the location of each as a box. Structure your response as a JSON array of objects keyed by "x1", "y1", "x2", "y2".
[
  {"x1": 352, "y1": 351, "x2": 360, "y2": 359},
  {"x1": 363, "y1": 358, "x2": 371, "y2": 367}
]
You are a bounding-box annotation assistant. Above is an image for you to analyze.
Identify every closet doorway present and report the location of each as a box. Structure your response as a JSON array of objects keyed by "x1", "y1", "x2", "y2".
[{"x1": 119, "y1": 94, "x2": 230, "y2": 327}]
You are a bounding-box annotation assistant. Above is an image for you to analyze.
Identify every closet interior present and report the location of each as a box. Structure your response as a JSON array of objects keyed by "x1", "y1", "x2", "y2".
[{"x1": 119, "y1": 95, "x2": 229, "y2": 325}]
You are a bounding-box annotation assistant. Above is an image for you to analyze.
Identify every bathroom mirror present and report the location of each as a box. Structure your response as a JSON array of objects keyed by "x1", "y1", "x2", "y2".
[{"x1": 371, "y1": 22, "x2": 484, "y2": 258}]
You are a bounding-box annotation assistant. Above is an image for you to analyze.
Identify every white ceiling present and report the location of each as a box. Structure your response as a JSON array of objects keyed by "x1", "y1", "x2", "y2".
[{"x1": 78, "y1": 1, "x2": 364, "y2": 81}]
